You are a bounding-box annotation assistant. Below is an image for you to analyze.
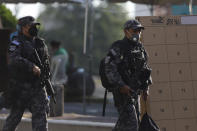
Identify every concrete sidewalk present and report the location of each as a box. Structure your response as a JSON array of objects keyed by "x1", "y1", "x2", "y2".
[
  {"x1": 49, "y1": 113, "x2": 117, "y2": 123},
  {"x1": 0, "y1": 76, "x2": 117, "y2": 131},
  {"x1": 0, "y1": 113, "x2": 116, "y2": 131}
]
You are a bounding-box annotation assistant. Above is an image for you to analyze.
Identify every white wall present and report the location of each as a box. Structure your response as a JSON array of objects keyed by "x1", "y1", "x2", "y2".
[{"x1": 135, "y1": 4, "x2": 151, "y2": 16}]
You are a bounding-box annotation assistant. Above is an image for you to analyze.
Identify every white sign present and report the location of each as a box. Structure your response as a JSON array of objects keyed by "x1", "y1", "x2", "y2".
[{"x1": 181, "y1": 16, "x2": 197, "y2": 24}]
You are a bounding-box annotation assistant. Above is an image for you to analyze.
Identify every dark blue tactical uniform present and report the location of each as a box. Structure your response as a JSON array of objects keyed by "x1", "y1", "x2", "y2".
[
  {"x1": 104, "y1": 20, "x2": 152, "y2": 131},
  {"x1": 2, "y1": 16, "x2": 50, "y2": 131}
]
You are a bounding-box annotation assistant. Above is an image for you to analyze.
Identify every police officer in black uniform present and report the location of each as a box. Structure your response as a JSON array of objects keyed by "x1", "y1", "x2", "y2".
[
  {"x1": 3, "y1": 16, "x2": 50, "y2": 131},
  {"x1": 104, "y1": 19, "x2": 152, "y2": 131}
]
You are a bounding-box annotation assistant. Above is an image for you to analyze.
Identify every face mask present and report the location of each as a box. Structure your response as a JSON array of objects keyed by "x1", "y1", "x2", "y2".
[
  {"x1": 130, "y1": 34, "x2": 140, "y2": 43},
  {"x1": 126, "y1": 30, "x2": 140, "y2": 43},
  {"x1": 28, "y1": 25, "x2": 38, "y2": 37}
]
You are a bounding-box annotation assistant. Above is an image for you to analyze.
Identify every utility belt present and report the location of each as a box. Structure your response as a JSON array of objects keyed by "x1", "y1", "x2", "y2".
[
  {"x1": 124, "y1": 88, "x2": 140, "y2": 106},
  {"x1": 9, "y1": 77, "x2": 43, "y2": 89}
]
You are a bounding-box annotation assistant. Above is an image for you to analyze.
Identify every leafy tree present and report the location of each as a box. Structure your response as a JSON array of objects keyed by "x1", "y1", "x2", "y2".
[
  {"x1": 0, "y1": 4, "x2": 17, "y2": 29},
  {"x1": 38, "y1": 2, "x2": 128, "y2": 74}
]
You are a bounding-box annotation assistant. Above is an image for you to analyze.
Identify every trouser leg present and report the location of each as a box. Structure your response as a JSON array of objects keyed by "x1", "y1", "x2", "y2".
[
  {"x1": 2, "y1": 106, "x2": 25, "y2": 131},
  {"x1": 113, "y1": 103, "x2": 138, "y2": 131},
  {"x1": 112, "y1": 89, "x2": 139, "y2": 131},
  {"x1": 30, "y1": 89, "x2": 48, "y2": 131},
  {"x1": 32, "y1": 109, "x2": 48, "y2": 131}
]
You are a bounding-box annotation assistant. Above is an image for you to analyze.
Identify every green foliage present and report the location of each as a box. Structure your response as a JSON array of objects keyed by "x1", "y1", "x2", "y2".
[
  {"x1": 0, "y1": 4, "x2": 17, "y2": 29},
  {"x1": 38, "y1": 3, "x2": 128, "y2": 74}
]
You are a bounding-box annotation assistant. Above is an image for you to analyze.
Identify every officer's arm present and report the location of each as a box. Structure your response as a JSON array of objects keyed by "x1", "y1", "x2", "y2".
[
  {"x1": 8, "y1": 42, "x2": 34, "y2": 74},
  {"x1": 104, "y1": 45, "x2": 126, "y2": 89}
]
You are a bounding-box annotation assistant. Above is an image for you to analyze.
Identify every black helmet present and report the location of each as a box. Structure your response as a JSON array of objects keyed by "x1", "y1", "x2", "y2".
[
  {"x1": 124, "y1": 19, "x2": 144, "y2": 30},
  {"x1": 18, "y1": 16, "x2": 40, "y2": 27}
]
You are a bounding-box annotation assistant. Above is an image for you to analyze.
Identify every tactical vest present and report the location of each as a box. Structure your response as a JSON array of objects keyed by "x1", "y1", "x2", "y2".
[
  {"x1": 9, "y1": 36, "x2": 48, "y2": 82},
  {"x1": 99, "y1": 40, "x2": 150, "y2": 91},
  {"x1": 119, "y1": 42, "x2": 151, "y2": 91}
]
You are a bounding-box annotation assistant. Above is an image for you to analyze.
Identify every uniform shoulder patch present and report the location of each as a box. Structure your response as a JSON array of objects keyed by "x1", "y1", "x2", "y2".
[
  {"x1": 9, "y1": 40, "x2": 21, "y2": 51},
  {"x1": 11, "y1": 40, "x2": 21, "y2": 46}
]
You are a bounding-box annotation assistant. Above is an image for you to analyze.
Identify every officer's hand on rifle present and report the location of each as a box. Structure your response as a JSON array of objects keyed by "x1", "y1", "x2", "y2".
[
  {"x1": 33, "y1": 65, "x2": 41, "y2": 77},
  {"x1": 120, "y1": 85, "x2": 132, "y2": 96}
]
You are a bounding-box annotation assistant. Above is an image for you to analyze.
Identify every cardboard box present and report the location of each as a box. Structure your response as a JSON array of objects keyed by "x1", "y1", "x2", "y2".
[
  {"x1": 165, "y1": 26, "x2": 187, "y2": 44},
  {"x1": 194, "y1": 100, "x2": 197, "y2": 117},
  {"x1": 167, "y1": 45, "x2": 190, "y2": 63},
  {"x1": 173, "y1": 100, "x2": 195, "y2": 119},
  {"x1": 175, "y1": 119, "x2": 197, "y2": 131},
  {"x1": 149, "y1": 101, "x2": 173, "y2": 120},
  {"x1": 191, "y1": 63, "x2": 197, "y2": 80},
  {"x1": 142, "y1": 27, "x2": 165, "y2": 45},
  {"x1": 189, "y1": 44, "x2": 197, "y2": 62},
  {"x1": 171, "y1": 81, "x2": 194, "y2": 100},
  {"x1": 136, "y1": 16, "x2": 166, "y2": 27},
  {"x1": 156, "y1": 120, "x2": 176, "y2": 131},
  {"x1": 137, "y1": 15, "x2": 197, "y2": 123},
  {"x1": 136, "y1": 16, "x2": 181, "y2": 27},
  {"x1": 145, "y1": 45, "x2": 168, "y2": 64},
  {"x1": 150, "y1": 64, "x2": 170, "y2": 82},
  {"x1": 169, "y1": 63, "x2": 192, "y2": 81},
  {"x1": 187, "y1": 26, "x2": 197, "y2": 44},
  {"x1": 149, "y1": 82, "x2": 171, "y2": 101},
  {"x1": 192, "y1": 81, "x2": 197, "y2": 99}
]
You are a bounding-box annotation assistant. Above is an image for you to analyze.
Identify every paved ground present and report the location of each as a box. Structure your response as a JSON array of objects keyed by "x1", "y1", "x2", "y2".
[
  {"x1": 64, "y1": 102, "x2": 118, "y2": 117},
  {"x1": 63, "y1": 76, "x2": 118, "y2": 118},
  {"x1": 0, "y1": 76, "x2": 118, "y2": 123},
  {"x1": 0, "y1": 101, "x2": 118, "y2": 123},
  {"x1": 0, "y1": 110, "x2": 117, "y2": 124},
  {"x1": 49, "y1": 113, "x2": 117, "y2": 123}
]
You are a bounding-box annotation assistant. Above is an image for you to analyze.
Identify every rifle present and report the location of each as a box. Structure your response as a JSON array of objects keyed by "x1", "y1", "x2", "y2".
[
  {"x1": 34, "y1": 49, "x2": 56, "y2": 104},
  {"x1": 123, "y1": 65, "x2": 152, "y2": 91}
]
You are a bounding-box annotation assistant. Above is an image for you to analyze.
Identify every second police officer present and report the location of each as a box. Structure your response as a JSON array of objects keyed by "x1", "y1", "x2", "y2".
[
  {"x1": 3, "y1": 16, "x2": 51, "y2": 131},
  {"x1": 104, "y1": 19, "x2": 152, "y2": 131}
]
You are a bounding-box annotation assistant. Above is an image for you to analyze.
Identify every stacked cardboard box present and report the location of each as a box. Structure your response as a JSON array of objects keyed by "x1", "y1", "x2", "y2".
[{"x1": 136, "y1": 16, "x2": 197, "y2": 131}]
